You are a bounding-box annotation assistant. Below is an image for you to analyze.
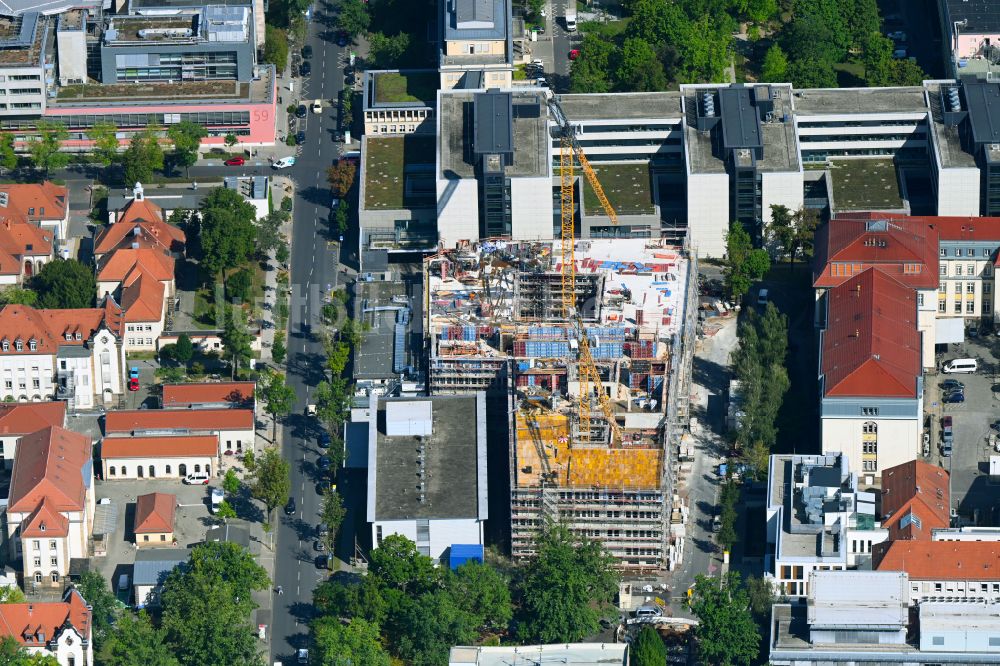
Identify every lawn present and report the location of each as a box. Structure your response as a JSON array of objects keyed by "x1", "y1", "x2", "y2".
[
  {"x1": 373, "y1": 71, "x2": 437, "y2": 104},
  {"x1": 364, "y1": 136, "x2": 436, "y2": 210},
  {"x1": 582, "y1": 163, "x2": 655, "y2": 215},
  {"x1": 829, "y1": 159, "x2": 903, "y2": 211}
]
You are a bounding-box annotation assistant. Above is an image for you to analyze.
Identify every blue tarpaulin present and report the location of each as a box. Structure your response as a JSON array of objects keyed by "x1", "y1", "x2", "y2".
[{"x1": 449, "y1": 544, "x2": 484, "y2": 569}]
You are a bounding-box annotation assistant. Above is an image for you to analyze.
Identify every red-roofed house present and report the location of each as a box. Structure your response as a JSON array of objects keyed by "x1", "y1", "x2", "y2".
[
  {"x1": 4, "y1": 426, "x2": 94, "y2": 588},
  {"x1": 0, "y1": 217, "x2": 54, "y2": 286},
  {"x1": 0, "y1": 401, "x2": 66, "y2": 468},
  {"x1": 0, "y1": 303, "x2": 126, "y2": 410},
  {"x1": 0, "y1": 182, "x2": 69, "y2": 239},
  {"x1": 0, "y1": 588, "x2": 93, "y2": 665},
  {"x1": 104, "y1": 408, "x2": 254, "y2": 458},
  {"x1": 95, "y1": 186, "x2": 185, "y2": 263},
  {"x1": 819, "y1": 268, "x2": 923, "y2": 479},
  {"x1": 873, "y1": 540, "x2": 1000, "y2": 603},
  {"x1": 160, "y1": 381, "x2": 256, "y2": 411},
  {"x1": 879, "y1": 460, "x2": 950, "y2": 540},
  {"x1": 133, "y1": 492, "x2": 176, "y2": 547},
  {"x1": 101, "y1": 435, "x2": 218, "y2": 481}
]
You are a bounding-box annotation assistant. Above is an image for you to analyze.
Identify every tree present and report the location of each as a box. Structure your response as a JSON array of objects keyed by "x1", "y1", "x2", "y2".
[
  {"x1": 390, "y1": 590, "x2": 476, "y2": 666},
  {"x1": 27, "y1": 121, "x2": 70, "y2": 177},
  {"x1": 0, "y1": 636, "x2": 59, "y2": 665},
  {"x1": 319, "y1": 489, "x2": 346, "y2": 550},
  {"x1": 337, "y1": 0, "x2": 370, "y2": 36},
  {"x1": 261, "y1": 371, "x2": 295, "y2": 440},
  {"x1": 123, "y1": 128, "x2": 164, "y2": 185},
  {"x1": 632, "y1": 625, "x2": 668, "y2": 666},
  {"x1": 724, "y1": 224, "x2": 770, "y2": 301},
  {"x1": 216, "y1": 500, "x2": 237, "y2": 520},
  {"x1": 167, "y1": 121, "x2": 207, "y2": 173},
  {"x1": 223, "y1": 468, "x2": 241, "y2": 495},
  {"x1": 369, "y1": 534, "x2": 441, "y2": 594},
  {"x1": 891, "y1": 57, "x2": 927, "y2": 86},
  {"x1": 328, "y1": 160, "x2": 357, "y2": 198},
  {"x1": 368, "y1": 31, "x2": 410, "y2": 68},
  {"x1": 224, "y1": 133, "x2": 238, "y2": 149},
  {"x1": 90, "y1": 122, "x2": 121, "y2": 167},
  {"x1": 0, "y1": 586, "x2": 25, "y2": 603},
  {"x1": 225, "y1": 267, "x2": 253, "y2": 303},
  {"x1": 450, "y1": 561, "x2": 512, "y2": 635},
  {"x1": 248, "y1": 446, "x2": 291, "y2": 520},
  {"x1": 759, "y1": 44, "x2": 788, "y2": 82},
  {"x1": 174, "y1": 333, "x2": 194, "y2": 364},
  {"x1": 256, "y1": 210, "x2": 288, "y2": 254},
  {"x1": 77, "y1": 571, "x2": 120, "y2": 646},
  {"x1": 744, "y1": 575, "x2": 776, "y2": 624},
  {"x1": 0, "y1": 134, "x2": 17, "y2": 172},
  {"x1": 272, "y1": 332, "x2": 287, "y2": 364},
  {"x1": 160, "y1": 542, "x2": 268, "y2": 666},
  {"x1": 99, "y1": 611, "x2": 180, "y2": 666},
  {"x1": 198, "y1": 187, "x2": 257, "y2": 276},
  {"x1": 30, "y1": 259, "x2": 96, "y2": 309},
  {"x1": 312, "y1": 617, "x2": 391, "y2": 666},
  {"x1": 792, "y1": 207, "x2": 820, "y2": 261},
  {"x1": 0, "y1": 287, "x2": 37, "y2": 306},
  {"x1": 787, "y1": 57, "x2": 838, "y2": 88},
  {"x1": 863, "y1": 33, "x2": 895, "y2": 87},
  {"x1": 334, "y1": 201, "x2": 350, "y2": 235},
  {"x1": 569, "y1": 32, "x2": 615, "y2": 93},
  {"x1": 275, "y1": 241, "x2": 291, "y2": 265},
  {"x1": 263, "y1": 26, "x2": 289, "y2": 70},
  {"x1": 690, "y1": 573, "x2": 760, "y2": 666},
  {"x1": 221, "y1": 307, "x2": 253, "y2": 379},
  {"x1": 616, "y1": 38, "x2": 668, "y2": 92},
  {"x1": 768, "y1": 204, "x2": 796, "y2": 262},
  {"x1": 516, "y1": 524, "x2": 619, "y2": 644}
]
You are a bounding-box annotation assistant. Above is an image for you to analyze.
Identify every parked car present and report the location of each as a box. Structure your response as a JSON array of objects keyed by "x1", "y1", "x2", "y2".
[
  {"x1": 224, "y1": 156, "x2": 245, "y2": 166},
  {"x1": 335, "y1": 31, "x2": 349, "y2": 47},
  {"x1": 301, "y1": 44, "x2": 313, "y2": 59},
  {"x1": 295, "y1": 105, "x2": 307, "y2": 118},
  {"x1": 317, "y1": 524, "x2": 329, "y2": 539},
  {"x1": 318, "y1": 431, "x2": 331, "y2": 448},
  {"x1": 301, "y1": 60, "x2": 311, "y2": 76},
  {"x1": 942, "y1": 416, "x2": 954, "y2": 443},
  {"x1": 297, "y1": 649, "x2": 309, "y2": 664},
  {"x1": 210, "y1": 487, "x2": 224, "y2": 513},
  {"x1": 273, "y1": 156, "x2": 296, "y2": 169},
  {"x1": 315, "y1": 554, "x2": 329, "y2": 570},
  {"x1": 128, "y1": 366, "x2": 140, "y2": 391},
  {"x1": 183, "y1": 473, "x2": 211, "y2": 485},
  {"x1": 941, "y1": 379, "x2": 965, "y2": 392},
  {"x1": 568, "y1": 48, "x2": 580, "y2": 60},
  {"x1": 317, "y1": 455, "x2": 331, "y2": 471},
  {"x1": 295, "y1": 130, "x2": 306, "y2": 144},
  {"x1": 284, "y1": 496, "x2": 297, "y2": 515},
  {"x1": 887, "y1": 31, "x2": 906, "y2": 41},
  {"x1": 314, "y1": 540, "x2": 326, "y2": 552},
  {"x1": 943, "y1": 391, "x2": 965, "y2": 404}
]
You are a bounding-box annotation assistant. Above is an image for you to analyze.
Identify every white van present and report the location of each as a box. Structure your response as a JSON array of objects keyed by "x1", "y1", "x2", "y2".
[
  {"x1": 943, "y1": 358, "x2": 978, "y2": 374},
  {"x1": 757, "y1": 288, "x2": 769, "y2": 306}
]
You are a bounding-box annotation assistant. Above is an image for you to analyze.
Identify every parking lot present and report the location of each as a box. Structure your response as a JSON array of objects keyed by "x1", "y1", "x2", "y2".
[{"x1": 928, "y1": 336, "x2": 1000, "y2": 525}]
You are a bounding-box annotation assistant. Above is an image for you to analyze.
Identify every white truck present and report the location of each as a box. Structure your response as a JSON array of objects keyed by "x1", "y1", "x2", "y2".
[{"x1": 564, "y1": 4, "x2": 577, "y2": 31}]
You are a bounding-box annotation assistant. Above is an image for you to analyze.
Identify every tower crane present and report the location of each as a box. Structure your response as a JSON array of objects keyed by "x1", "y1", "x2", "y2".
[{"x1": 546, "y1": 92, "x2": 623, "y2": 446}]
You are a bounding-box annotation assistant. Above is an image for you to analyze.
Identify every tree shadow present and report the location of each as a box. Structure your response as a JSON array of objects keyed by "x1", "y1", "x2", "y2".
[{"x1": 692, "y1": 355, "x2": 729, "y2": 397}]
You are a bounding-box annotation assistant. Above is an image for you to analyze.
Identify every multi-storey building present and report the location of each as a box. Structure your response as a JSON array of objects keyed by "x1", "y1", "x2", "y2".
[
  {"x1": 939, "y1": 0, "x2": 1000, "y2": 77},
  {"x1": 0, "y1": 302, "x2": 126, "y2": 410},
  {"x1": 879, "y1": 460, "x2": 951, "y2": 541},
  {"x1": 362, "y1": 70, "x2": 436, "y2": 138},
  {"x1": 438, "y1": 0, "x2": 513, "y2": 90},
  {"x1": 103, "y1": 407, "x2": 254, "y2": 458},
  {"x1": 0, "y1": 588, "x2": 93, "y2": 666},
  {"x1": 875, "y1": 539, "x2": 1000, "y2": 603},
  {"x1": 765, "y1": 453, "x2": 887, "y2": 598},
  {"x1": 5, "y1": 426, "x2": 94, "y2": 588},
  {"x1": 0, "y1": 401, "x2": 65, "y2": 468},
  {"x1": 818, "y1": 268, "x2": 923, "y2": 478}
]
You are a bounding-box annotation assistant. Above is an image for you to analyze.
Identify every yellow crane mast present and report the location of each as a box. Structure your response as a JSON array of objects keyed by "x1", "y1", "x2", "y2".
[{"x1": 547, "y1": 93, "x2": 623, "y2": 447}]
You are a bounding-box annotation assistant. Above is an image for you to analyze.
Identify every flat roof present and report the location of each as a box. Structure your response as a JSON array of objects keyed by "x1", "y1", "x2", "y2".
[
  {"x1": 0, "y1": 0, "x2": 93, "y2": 16},
  {"x1": 439, "y1": 89, "x2": 548, "y2": 179},
  {"x1": 371, "y1": 394, "x2": 486, "y2": 521},
  {"x1": 719, "y1": 86, "x2": 762, "y2": 149},
  {"x1": 132, "y1": 547, "x2": 190, "y2": 586},
  {"x1": 829, "y1": 159, "x2": 903, "y2": 211},
  {"x1": 473, "y1": 90, "x2": 513, "y2": 155},
  {"x1": 444, "y1": 0, "x2": 506, "y2": 41},
  {"x1": 364, "y1": 135, "x2": 436, "y2": 210},
  {"x1": 556, "y1": 92, "x2": 684, "y2": 121},
  {"x1": 945, "y1": 0, "x2": 1000, "y2": 33},
  {"x1": 920, "y1": 600, "x2": 1000, "y2": 632},
  {"x1": 449, "y1": 644, "x2": 628, "y2": 666},
  {"x1": 963, "y1": 79, "x2": 1000, "y2": 146},
  {"x1": 808, "y1": 571, "x2": 908, "y2": 628},
  {"x1": 0, "y1": 12, "x2": 43, "y2": 67},
  {"x1": 926, "y1": 81, "x2": 978, "y2": 169},
  {"x1": 792, "y1": 87, "x2": 928, "y2": 115},
  {"x1": 367, "y1": 70, "x2": 437, "y2": 107}
]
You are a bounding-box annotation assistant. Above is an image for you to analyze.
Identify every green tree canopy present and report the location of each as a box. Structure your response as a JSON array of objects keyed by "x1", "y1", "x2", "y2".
[
  {"x1": 569, "y1": 32, "x2": 615, "y2": 93},
  {"x1": 724, "y1": 224, "x2": 770, "y2": 301},
  {"x1": 312, "y1": 617, "x2": 391, "y2": 666},
  {"x1": 390, "y1": 589, "x2": 477, "y2": 666},
  {"x1": 90, "y1": 122, "x2": 121, "y2": 167},
  {"x1": 167, "y1": 121, "x2": 207, "y2": 171},
  {"x1": 0, "y1": 287, "x2": 37, "y2": 306},
  {"x1": 77, "y1": 571, "x2": 120, "y2": 646},
  {"x1": 197, "y1": 187, "x2": 257, "y2": 275},
  {"x1": 320, "y1": 489, "x2": 346, "y2": 550},
  {"x1": 27, "y1": 121, "x2": 70, "y2": 177},
  {"x1": 760, "y1": 44, "x2": 789, "y2": 82},
  {"x1": 261, "y1": 371, "x2": 295, "y2": 439},
  {"x1": 221, "y1": 307, "x2": 253, "y2": 378},
  {"x1": 449, "y1": 561, "x2": 512, "y2": 634},
  {"x1": 632, "y1": 625, "x2": 668, "y2": 666},
  {"x1": 98, "y1": 610, "x2": 180, "y2": 666},
  {"x1": 516, "y1": 523, "x2": 619, "y2": 644},
  {"x1": 691, "y1": 573, "x2": 761, "y2": 666},
  {"x1": 0, "y1": 636, "x2": 59, "y2": 665},
  {"x1": 174, "y1": 333, "x2": 194, "y2": 363},
  {"x1": 368, "y1": 31, "x2": 410, "y2": 68},
  {"x1": 336, "y1": 0, "x2": 370, "y2": 36},
  {"x1": 369, "y1": 533, "x2": 441, "y2": 594},
  {"x1": 863, "y1": 33, "x2": 895, "y2": 87},
  {"x1": 616, "y1": 38, "x2": 668, "y2": 92},
  {"x1": 0, "y1": 586, "x2": 25, "y2": 604},
  {"x1": 123, "y1": 128, "x2": 165, "y2": 185},
  {"x1": 248, "y1": 446, "x2": 291, "y2": 518},
  {"x1": 30, "y1": 259, "x2": 96, "y2": 309},
  {"x1": 263, "y1": 26, "x2": 289, "y2": 70},
  {"x1": 0, "y1": 134, "x2": 17, "y2": 171}
]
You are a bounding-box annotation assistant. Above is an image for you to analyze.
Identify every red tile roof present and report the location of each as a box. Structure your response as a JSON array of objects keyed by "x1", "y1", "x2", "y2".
[
  {"x1": 821, "y1": 268, "x2": 921, "y2": 398},
  {"x1": 97, "y1": 248, "x2": 174, "y2": 284},
  {"x1": 8, "y1": 426, "x2": 91, "y2": 514},
  {"x1": 880, "y1": 461, "x2": 950, "y2": 540},
  {"x1": 0, "y1": 402, "x2": 65, "y2": 436},
  {"x1": 814, "y1": 215, "x2": 939, "y2": 289},
  {"x1": 874, "y1": 540, "x2": 1000, "y2": 580},
  {"x1": 20, "y1": 497, "x2": 69, "y2": 538},
  {"x1": 104, "y1": 408, "x2": 254, "y2": 434},
  {"x1": 95, "y1": 198, "x2": 184, "y2": 256},
  {"x1": 0, "y1": 182, "x2": 67, "y2": 224},
  {"x1": 120, "y1": 267, "x2": 165, "y2": 324},
  {"x1": 134, "y1": 492, "x2": 176, "y2": 534},
  {"x1": 101, "y1": 435, "x2": 218, "y2": 458},
  {"x1": 0, "y1": 304, "x2": 124, "y2": 355},
  {"x1": 0, "y1": 589, "x2": 91, "y2": 649},
  {"x1": 161, "y1": 382, "x2": 256, "y2": 409}
]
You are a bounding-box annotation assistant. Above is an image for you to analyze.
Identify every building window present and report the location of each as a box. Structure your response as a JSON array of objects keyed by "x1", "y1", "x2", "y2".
[
  {"x1": 33, "y1": 572, "x2": 41, "y2": 583},
  {"x1": 967, "y1": 282, "x2": 976, "y2": 294},
  {"x1": 941, "y1": 248, "x2": 947, "y2": 257},
  {"x1": 863, "y1": 441, "x2": 877, "y2": 454},
  {"x1": 917, "y1": 293, "x2": 924, "y2": 306},
  {"x1": 194, "y1": 464, "x2": 201, "y2": 473},
  {"x1": 161, "y1": 534, "x2": 167, "y2": 541},
  {"x1": 986, "y1": 300, "x2": 992, "y2": 312},
  {"x1": 955, "y1": 300, "x2": 963, "y2": 314},
  {"x1": 940, "y1": 264, "x2": 947, "y2": 276},
  {"x1": 109, "y1": 466, "x2": 115, "y2": 476},
  {"x1": 862, "y1": 459, "x2": 877, "y2": 471},
  {"x1": 862, "y1": 421, "x2": 877, "y2": 434},
  {"x1": 50, "y1": 572, "x2": 58, "y2": 583},
  {"x1": 165, "y1": 465, "x2": 171, "y2": 475},
  {"x1": 968, "y1": 301, "x2": 976, "y2": 313},
  {"x1": 143, "y1": 535, "x2": 149, "y2": 542},
  {"x1": 968, "y1": 264, "x2": 976, "y2": 275},
  {"x1": 861, "y1": 407, "x2": 879, "y2": 417},
  {"x1": 956, "y1": 265, "x2": 963, "y2": 276},
  {"x1": 49, "y1": 557, "x2": 57, "y2": 567},
  {"x1": 32, "y1": 558, "x2": 40, "y2": 568},
  {"x1": 49, "y1": 540, "x2": 55, "y2": 550},
  {"x1": 932, "y1": 636, "x2": 944, "y2": 646},
  {"x1": 968, "y1": 249, "x2": 975, "y2": 257}
]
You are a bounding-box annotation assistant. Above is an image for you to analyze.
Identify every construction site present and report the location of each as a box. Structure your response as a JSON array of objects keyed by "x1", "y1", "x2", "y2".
[{"x1": 423, "y1": 237, "x2": 698, "y2": 573}]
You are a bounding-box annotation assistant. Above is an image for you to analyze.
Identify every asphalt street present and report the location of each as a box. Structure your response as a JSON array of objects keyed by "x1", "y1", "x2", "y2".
[{"x1": 265, "y1": 10, "x2": 350, "y2": 663}]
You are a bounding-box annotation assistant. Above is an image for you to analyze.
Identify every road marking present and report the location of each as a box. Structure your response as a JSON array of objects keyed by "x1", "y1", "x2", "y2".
[{"x1": 298, "y1": 571, "x2": 301, "y2": 581}]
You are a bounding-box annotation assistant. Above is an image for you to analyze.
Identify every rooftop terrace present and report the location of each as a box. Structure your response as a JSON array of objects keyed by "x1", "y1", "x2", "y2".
[
  {"x1": 583, "y1": 163, "x2": 654, "y2": 215},
  {"x1": 372, "y1": 71, "x2": 437, "y2": 105},
  {"x1": 364, "y1": 135, "x2": 436, "y2": 210},
  {"x1": 829, "y1": 159, "x2": 903, "y2": 211}
]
